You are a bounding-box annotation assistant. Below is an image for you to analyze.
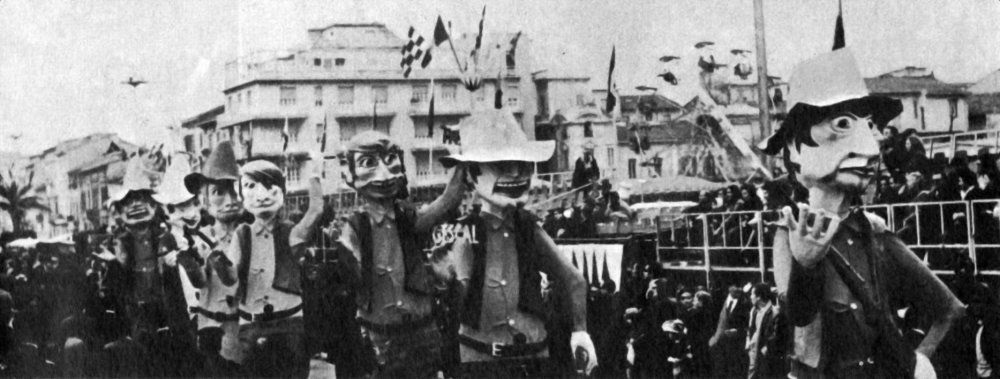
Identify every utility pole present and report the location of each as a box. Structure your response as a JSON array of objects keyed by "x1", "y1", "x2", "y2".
[{"x1": 753, "y1": 0, "x2": 771, "y2": 145}]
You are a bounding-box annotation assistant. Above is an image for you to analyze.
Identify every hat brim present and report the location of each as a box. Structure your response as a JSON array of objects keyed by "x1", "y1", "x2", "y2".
[
  {"x1": 109, "y1": 188, "x2": 154, "y2": 204},
  {"x1": 759, "y1": 96, "x2": 903, "y2": 155},
  {"x1": 439, "y1": 140, "x2": 555, "y2": 167},
  {"x1": 152, "y1": 192, "x2": 196, "y2": 205},
  {"x1": 184, "y1": 173, "x2": 237, "y2": 194}
]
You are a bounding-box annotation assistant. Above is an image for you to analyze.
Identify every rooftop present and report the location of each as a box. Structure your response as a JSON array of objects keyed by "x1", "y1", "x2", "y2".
[{"x1": 865, "y1": 72, "x2": 968, "y2": 97}]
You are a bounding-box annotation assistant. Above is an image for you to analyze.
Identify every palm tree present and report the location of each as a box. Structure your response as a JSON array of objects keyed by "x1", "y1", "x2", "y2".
[{"x1": 0, "y1": 169, "x2": 49, "y2": 235}]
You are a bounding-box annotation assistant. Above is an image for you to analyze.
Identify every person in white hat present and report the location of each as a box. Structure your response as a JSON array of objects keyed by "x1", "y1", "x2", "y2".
[
  {"x1": 335, "y1": 130, "x2": 467, "y2": 378},
  {"x1": 762, "y1": 48, "x2": 964, "y2": 379},
  {"x1": 100, "y1": 150, "x2": 200, "y2": 377},
  {"x1": 180, "y1": 141, "x2": 245, "y2": 376},
  {"x1": 436, "y1": 109, "x2": 597, "y2": 377}
]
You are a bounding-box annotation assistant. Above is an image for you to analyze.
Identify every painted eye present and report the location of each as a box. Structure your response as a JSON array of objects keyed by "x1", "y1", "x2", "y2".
[
  {"x1": 831, "y1": 116, "x2": 852, "y2": 131},
  {"x1": 867, "y1": 120, "x2": 876, "y2": 130},
  {"x1": 382, "y1": 152, "x2": 399, "y2": 165},
  {"x1": 357, "y1": 156, "x2": 377, "y2": 168}
]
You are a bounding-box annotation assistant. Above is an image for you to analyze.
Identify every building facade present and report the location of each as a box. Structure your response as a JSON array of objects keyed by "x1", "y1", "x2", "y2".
[
  {"x1": 865, "y1": 67, "x2": 969, "y2": 134},
  {"x1": 180, "y1": 23, "x2": 540, "y2": 206}
]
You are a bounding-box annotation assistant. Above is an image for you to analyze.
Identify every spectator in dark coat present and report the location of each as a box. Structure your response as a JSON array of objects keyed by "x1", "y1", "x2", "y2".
[{"x1": 572, "y1": 144, "x2": 601, "y2": 201}]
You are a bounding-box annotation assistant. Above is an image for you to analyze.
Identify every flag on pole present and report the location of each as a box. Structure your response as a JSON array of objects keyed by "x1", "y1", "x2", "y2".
[
  {"x1": 833, "y1": 0, "x2": 845, "y2": 50},
  {"x1": 428, "y1": 78, "x2": 436, "y2": 139},
  {"x1": 506, "y1": 31, "x2": 522, "y2": 69},
  {"x1": 605, "y1": 46, "x2": 617, "y2": 114},
  {"x1": 474, "y1": 6, "x2": 486, "y2": 52},
  {"x1": 281, "y1": 117, "x2": 290, "y2": 152},
  {"x1": 434, "y1": 16, "x2": 449, "y2": 46},
  {"x1": 494, "y1": 71, "x2": 504, "y2": 109},
  {"x1": 401, "y1": 26, "x2": 434, "y2": 78}
]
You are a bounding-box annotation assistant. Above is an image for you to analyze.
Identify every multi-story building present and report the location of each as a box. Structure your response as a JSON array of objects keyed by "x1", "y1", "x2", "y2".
[
  {"x1": 535, "y1": 72, "x2": 615, "y2": 178},
  {"x1": 22, "y1": 133, "x2": 136, "y2": 237},
  {"x1": 185, "y1": 22, "x2": 539, "y2": 207},
  {"x1": 865, "y1": 67, "x2": 969, "y2": 134}
]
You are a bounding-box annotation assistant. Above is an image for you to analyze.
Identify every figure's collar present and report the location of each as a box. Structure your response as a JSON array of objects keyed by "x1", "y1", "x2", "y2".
[
  {"x1": 362, "y1": 201, "x2": 396, "y2": 225},
  {"x1": 838, "y1": 208, "x2": 871, "y2": 234},
  {"x1": 481, "y1": 210, "x2": 513, "y2": 231},
  {"x1": 252, "y1": 218, "x2": 276, "y2": 235}
]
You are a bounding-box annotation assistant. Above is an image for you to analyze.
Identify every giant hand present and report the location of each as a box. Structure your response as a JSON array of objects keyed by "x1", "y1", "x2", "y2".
[
  {"x1": 781, "y1": 205, "x2": 842, "y2": 268},
  {"x1": 570, "y1": 331, "x2": 598, "y2": 375}
]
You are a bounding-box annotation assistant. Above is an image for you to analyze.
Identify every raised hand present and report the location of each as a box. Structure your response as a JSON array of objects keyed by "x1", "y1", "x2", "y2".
[{"x1": 781, "y1": 204, "x2": 842, "y2": 268}]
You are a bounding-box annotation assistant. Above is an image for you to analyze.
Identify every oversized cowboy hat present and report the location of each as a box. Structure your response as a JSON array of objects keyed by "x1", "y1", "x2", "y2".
[
  {"x1": 759, "y1": 48, "x2": 903, "y2": 155},
  {"x1": 184, "y1": 141, "x2": 240, "y2": 193},
  {"x1": 439, "y1": 109, "x2": 554, "y2": 166},
  {"x1": 109, "y1": 154, "x2": 161, "y2": 204},
  {"x1": 153, "y1": 155, "x2": 196, "y2": 205}
]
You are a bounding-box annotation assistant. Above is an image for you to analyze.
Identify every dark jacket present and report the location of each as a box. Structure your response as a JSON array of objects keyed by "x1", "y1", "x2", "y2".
[
  {"x1": 572, "y1": 156, "x2": 600, "y2": 189},
  {"x1": 106, "y1": 226, "x2": 191, "y2": 334}
]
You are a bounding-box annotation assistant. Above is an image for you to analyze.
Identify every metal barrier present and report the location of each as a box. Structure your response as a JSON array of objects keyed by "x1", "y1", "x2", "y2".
[{"x1": 656, "y1": 200, "x2": 1000, "y2": 287}]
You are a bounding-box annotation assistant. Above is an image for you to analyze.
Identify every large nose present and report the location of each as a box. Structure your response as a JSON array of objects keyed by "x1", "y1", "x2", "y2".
[
  {"x1": 373, "y1": 161, "x2": 392, "y2": 181},
  {"x1": 849, "y1": 120, "x2": 882, "y2": 157}
]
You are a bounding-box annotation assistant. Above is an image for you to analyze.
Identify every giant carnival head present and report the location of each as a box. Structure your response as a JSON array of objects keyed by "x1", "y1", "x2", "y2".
[
  {"x1": 238, "y1": 160, "x2": 285, "y2": 220},
  {"x1": 154, "y1": 153, "x2": 201, "y2": 230},
  {"x1": 184, "y1": 141, "x2": 244, "y2": 224},
  {"x1": 760, "y1": 49, "x2": 902, "y2": 195},
  {"x1": 109, "y1": 150, "x2": 166, "y2": 226},
  {"x1": 440, "y1": 109, "x2": 554, "y2": 209},
  {"x1": 341, "y1": 131, "x2": 409, "y2": 200}
]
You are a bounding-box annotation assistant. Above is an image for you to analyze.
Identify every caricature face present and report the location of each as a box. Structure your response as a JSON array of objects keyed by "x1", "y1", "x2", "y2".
[
  {"x1": 205, "y1": 181, "x2": 243, "y2": 223},
  {"x1": 351, "y1": 148, "x2": 405, "y2": 199},
  {"x1": 166, "y1": 197, "x2": 201, "y2": 229},
  {"x1": 788, "y1": 113, "x2": 882, "y2": 194},
  {"x1": 240, "y1": 176, "x2": 284, "y2": 219},
  {"x1": 118, "y1": 192, "x2": 157, "y2": 226},
  {"x1": 473, "y1": 161, "x2": 534, "y2": 209}
]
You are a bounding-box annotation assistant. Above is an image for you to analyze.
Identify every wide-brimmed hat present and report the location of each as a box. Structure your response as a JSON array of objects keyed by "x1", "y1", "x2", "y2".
[
  {"x1": 109, "y1": 155, "x2": 161, "y2": 204},
  {"x1": 153, "y1": 155, "x2": 196, "y2": 205},
  {"x1": 759, "y1": 48, "x2": 902, "y2": 155},
  {"x1": 184, "y1": 141, "x2": 240, "y2": 193},
  {"x1": 439, "y1": 109, "x2": 554, "y2": 167}
]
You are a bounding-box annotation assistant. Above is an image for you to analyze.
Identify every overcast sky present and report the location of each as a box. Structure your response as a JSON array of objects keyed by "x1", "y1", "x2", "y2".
[{"x1": 2, "y1": 0, "x2": 999, "y2": 155}]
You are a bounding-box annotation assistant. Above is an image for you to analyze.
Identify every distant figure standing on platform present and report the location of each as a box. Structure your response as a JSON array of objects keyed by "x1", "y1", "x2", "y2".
[{"x1": 573, "y1": 141, "x2": 601, "y2": 202}]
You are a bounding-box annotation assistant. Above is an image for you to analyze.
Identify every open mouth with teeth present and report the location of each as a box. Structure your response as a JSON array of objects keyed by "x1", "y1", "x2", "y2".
[
  {"x1": 838, "y1": 165, "x2": 877, "y2": 178},
  {"x1": 493, "y1": 179, "x2": 530, "y2": 198},
  {"x1": 181, "y1": 217, "x2": 199, "y2": 227},
  {"x1": 126, "y1": 207, "x2": 151, "y2": 219}
]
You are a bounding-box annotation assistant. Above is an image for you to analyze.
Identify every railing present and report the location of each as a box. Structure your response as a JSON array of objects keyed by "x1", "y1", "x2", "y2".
[
  {"x1": 655, "y1": 199, "x2": 1000, "y2": 288},
  {"x1": 920, "y1": 129, "x2": 1000, "y2": 159}
]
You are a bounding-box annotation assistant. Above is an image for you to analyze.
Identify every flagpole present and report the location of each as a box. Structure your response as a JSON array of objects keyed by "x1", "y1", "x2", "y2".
[
  {"x1": 445, "y1": 23, "x2": 465, "y2": 73},
  {"x1": 753, "y1": 0, "x2": 771, "y2": 145}
]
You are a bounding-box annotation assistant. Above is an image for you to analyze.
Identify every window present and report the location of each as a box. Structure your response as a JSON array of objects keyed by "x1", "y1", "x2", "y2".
[
  {"x1": 442, "y1": 84, "x2": 457, "y2": 101},
  {"x1": 279, "y1": 86, "x2": 297, "y2": 106},
  {"x1": 335, "y1": 58, "x2": 346, "y2": 67},
  {"x1": 373, "y1": 85, "x2": 388, "y2": 104},
  {"x1": 475, "y1": 86, "x2": 487, "y2": 102},
  {"x1": 913, "y1": 98, "x2": 919, "y2": 118},
  {"x1": 628, "y1": 159, "x2": 637, "y2": 179},
  {"x1": 323, "y1": 59, "x2": 332, "y2": 69},
  {"x1": 607, "y1": 147, "x2": 614, "y2": 169},
  {"x1": 338, "y1": 86, "x2": 354, "y2": 105},
  {"x1": 227, "y1": 95, "x2": 232, "y2": 110},
  {"x1": 506, "y1": 84, "x2": 519, "y2": 106},
  {"x1": 583, "y1": 121, "x2": 593, "y2": 138},
  {"x1": 576, "y1": 94, "x2": 585, "y2": 107},
  {"x1": 314, "y1": 58, "x2": 322, "y2": 67},
  {"x1": 247, "y1": 90, "x2": 253, "y2": 107},
  {"x1": 286, "y1": 161, "x2": 301, "y2": 183},
  {"x1": 412, "y1": 85, "x2": 428, "y2": 102},
  {"x1": 314, "y1": 86, "x2": 323, "y2": 107},
  {"x1": 315, "y1": 123, "x2": 325, "y2": 143},
  {"x1": 949, "y1": 98, "x2": 958, "y2": 118},
  {"x1": 236, "y1": 93, "x2": 241, "y2": 106}
]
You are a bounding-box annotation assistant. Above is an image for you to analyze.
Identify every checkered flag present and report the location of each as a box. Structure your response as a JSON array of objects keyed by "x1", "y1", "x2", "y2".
[{"x1": 401, "y1": 27, "x2": 433, "y2": 78}]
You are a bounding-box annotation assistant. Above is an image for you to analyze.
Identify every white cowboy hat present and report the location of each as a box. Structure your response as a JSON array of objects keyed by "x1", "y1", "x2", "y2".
[
  {"x1": 152, "y1": 155, "x2": 196, "y2": 205},
  {"x1": 759, "y1": 48, "x2": 902, "y2": 154},
  {"x1": 109, "y1": 155, "x2": 161, "y2": 204},
  {"x1": 439, "y1": 109, "x2": 554, "y2": 166}
]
